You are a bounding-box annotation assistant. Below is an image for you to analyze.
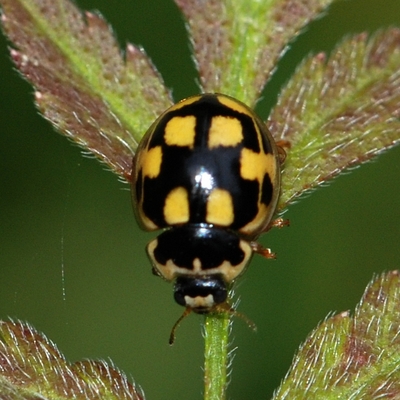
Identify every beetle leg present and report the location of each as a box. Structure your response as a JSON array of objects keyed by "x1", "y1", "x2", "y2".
[
  {"x1": 250, "y1": 242, "x2": 276, "y2": 259},
  {"x1": 275, "y1": 140, "x2": 291, "y2": 164},
  {"x1": 260, "y1": 217, "x2": 290, "y2": 234},
  {"x1": 270, "y1": 217, "x2": 290, "y2": 229}
]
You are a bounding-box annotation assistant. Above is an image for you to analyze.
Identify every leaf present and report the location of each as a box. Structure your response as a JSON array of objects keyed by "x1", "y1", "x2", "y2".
[
  {"x1": 272, "y1": 271, "x2": 400, "y2": 399},
  {"x1": 268, "y1": 29, "x2": 400, "y2": 210},
  {"x1": 0, "y1": 0, "x2": 173, "y2": 180},
  {"x1": 0, "y1": 320, "x2": 144, "y2": 400},
  {"x1": 175, "y1": 0, "x2": 336, "y2": 106}
]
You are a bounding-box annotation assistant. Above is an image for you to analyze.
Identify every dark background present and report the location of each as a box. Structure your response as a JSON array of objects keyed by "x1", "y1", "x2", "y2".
[{"x1": 1, "y1": 0, "x2": 400, "y2": 399}]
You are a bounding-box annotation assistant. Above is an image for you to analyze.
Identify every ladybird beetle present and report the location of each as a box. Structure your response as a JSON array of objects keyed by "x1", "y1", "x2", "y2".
[{"x1": 132, "y1": 94, "x2": 282, "y2": 334}]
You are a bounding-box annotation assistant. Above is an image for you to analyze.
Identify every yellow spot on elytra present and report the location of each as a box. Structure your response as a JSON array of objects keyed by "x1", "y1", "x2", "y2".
[
  {"x1": 208, "y1": 116, "x2": 243, "y2": 148},
  {"x1": 164, "y1": 187, "x2": 190, "y2": 225},
  {"x1": 142, "y1": 146, "x2": 162, "y2": 178},
  {"x1": 165, "y1": 116, "x2": 196, "y2": 148},
  {"x1": 206, "y1": 188, "x2": 234, "y2": 226},
  {"x1": 240, "y1": 148, "x2": 276, "y2": 184},
  {"x1": 217, "y1": 95, "x2": 249, "y2": 115}
]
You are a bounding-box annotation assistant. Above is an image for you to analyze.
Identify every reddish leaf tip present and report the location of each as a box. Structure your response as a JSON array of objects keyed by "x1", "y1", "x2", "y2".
[
  {"x1": 126, "y1": 43, "x2": 141, "y2": 57},
  {"x1": 10, "y1": 48, "x2": 19, "y2": 57},
  {"x1": 9, "y1": 49, "x2": 26, "y2": 66},
  {"x1": 0, "y1": 320, "x2": 145, "y2": 399},
  {"x1": 84, "y1": 9, "x2": 108, "y2": 30},
  {"x1": 315, "y1": 52, "x2": 326, "y2": 62},
  {"x1": 11, "y1": 51, "x2": 30, "y2": 69},
  {"x1": 340, "y1": 311, "x2": 350, "y2": 318},
  {"x1": 126, "y1": 43, "x2": 144, "y2": 62}
]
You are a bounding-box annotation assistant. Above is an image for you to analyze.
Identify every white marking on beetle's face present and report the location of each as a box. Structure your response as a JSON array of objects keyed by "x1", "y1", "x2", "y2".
[
  {"x1": 193, "y1": 258, "x2": 202, "y2": 272},
  {"x1": 184, "y1": 294, "x2": 215, "y2": 309}
]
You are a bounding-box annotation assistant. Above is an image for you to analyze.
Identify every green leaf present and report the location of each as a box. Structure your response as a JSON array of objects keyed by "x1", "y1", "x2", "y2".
[
  {"x1": 272, "y1": 271, "x2": 400, "y2": 399},
  {"x1": 0, "y1": 0, "x2": 172, "y2": 179},
  {"x1": 175, "y1": 0, "x2": 336, "y2": 106},
  {"x1": 268, "y1": 29, "x2": 400, "y2": 210},
  {"x1": 0, "y1": 320, "x2": 144, "y2": 400}
]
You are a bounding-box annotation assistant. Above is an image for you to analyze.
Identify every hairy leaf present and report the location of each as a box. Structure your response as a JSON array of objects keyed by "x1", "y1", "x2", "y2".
[
  {"x1": 0, "y1": 0, "x2": 172, "y2": 180},
  {"x1": 269, "y1": 29, "x2": 400, "y2": 210},
  {"x1": 0, "y1": 321, "x2": 144, "y2": 400},
  {"x1": 175, "y1": 0, "x2": 335, "y2": 106},
  {"x1": 272, "y1": 271, "x2": 400, "y2": 399}
]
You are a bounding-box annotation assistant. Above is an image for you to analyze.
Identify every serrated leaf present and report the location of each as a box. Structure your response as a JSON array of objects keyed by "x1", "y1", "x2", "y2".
[
  {"x1": 272, "y1": 271, "x2": 400, "y2": 399},
  {"x1": 0, "y1": 321, "x2": 144, "y2": 400},
  {"x1": 175, "y1": 0, "x2": 335, "y2": 106},
  {"x1": 268, "y1": 29, "x2": 400, "y2": 210},
  {"x1": 0, "y1": 0, "x2": 172, "y2": 179}
]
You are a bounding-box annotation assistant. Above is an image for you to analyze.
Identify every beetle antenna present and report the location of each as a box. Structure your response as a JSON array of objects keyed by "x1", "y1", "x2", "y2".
[
  {"x1": 215, "y1": 303, "x2": 257, "y2": 331},
  {"x1": 169, "y1": 308, "x2": 192, "y2": 345},
  {"x1": 169, "y1": 304, "x2": 256, "y2": 345}
]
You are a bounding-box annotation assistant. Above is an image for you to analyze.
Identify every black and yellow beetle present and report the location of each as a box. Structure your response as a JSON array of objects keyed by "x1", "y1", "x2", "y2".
[{"x1": 132, "y1": 93, "x2": 285, "y2": 339}]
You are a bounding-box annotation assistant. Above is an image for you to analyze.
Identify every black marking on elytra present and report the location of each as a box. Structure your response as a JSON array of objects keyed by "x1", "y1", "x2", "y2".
[{"x1": 261, "y1": 173, "x2": 273, "y2": 206}]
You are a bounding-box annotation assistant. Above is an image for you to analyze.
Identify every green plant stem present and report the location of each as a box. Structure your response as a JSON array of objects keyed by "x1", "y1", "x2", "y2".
[{"x1": 203, "y1": 313, "x2": 230, "y2": 400}]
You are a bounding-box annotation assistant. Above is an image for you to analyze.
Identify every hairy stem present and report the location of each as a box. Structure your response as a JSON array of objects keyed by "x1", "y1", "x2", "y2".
[{"x1": 203, "y1": 313, "x2": 230, "y2": 400}]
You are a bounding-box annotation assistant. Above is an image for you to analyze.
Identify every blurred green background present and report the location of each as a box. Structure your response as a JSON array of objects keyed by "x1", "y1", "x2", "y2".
[{"x1": 1, "y1": 0, "x2": 400, "y2": 398}]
